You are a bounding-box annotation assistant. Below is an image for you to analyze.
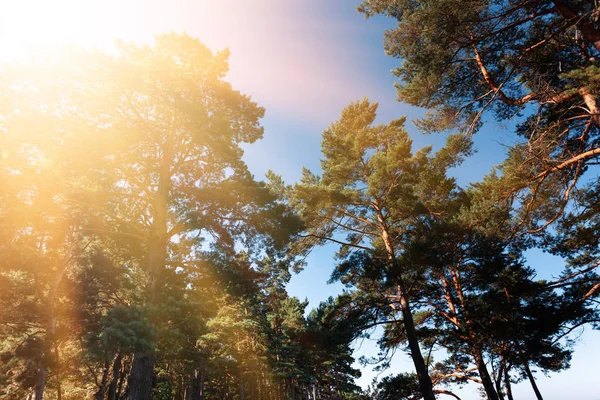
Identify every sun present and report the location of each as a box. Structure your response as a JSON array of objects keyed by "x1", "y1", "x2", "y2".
[{"x1": 0, "y1": 0, "x2": 132, "y2": 63}]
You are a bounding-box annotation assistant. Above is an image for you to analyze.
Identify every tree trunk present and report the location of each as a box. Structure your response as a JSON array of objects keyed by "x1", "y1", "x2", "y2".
[
  {"x1": 118, "y1": 356, "x2": 129, "y2": 400},
  {"x1": 239, "y1": 369, "x2": 245, "y2": 400},
  {"x1": 128, "y1": 110, "x2": 172, "y2": 400},
  {"x1": 376, "y1": 205, "x2": 435, "y2": 400},
  {"x1": 96, "y1": 359, "x2": 111, "y2": 400},
  {"x1": 108, "y1": 353, "x2": 123, "y2": 400},
  {"x1": 494, "y1": 359, "x2": 505, "y2": 400},
  {"x1": 127, "y1": 352, "x2": 154, "y2": 400},
  {"x1": 34, "y1": 368, "x2": 47, "y2": 400},
  {"x1": 523, "y1": 362, "x2": 543, "y2": 400},
  {"x1": 187, "y1": 369, "x2": 204, "y2": 400},
  {"x1": 54, "y1": 345, "x2": 62, "y2": 400},
  {"x1": 504, "y1": 366, "x2": 514, "y2": 400},
  {"x1": 472, "y1": 348, "x2": 500, "y2": 400},
  {"x1": 398, "y1": 286, "x2": 436, "y2": 400},
  {"x1": 199, "y1": 370, "x2": 204, "y2": 400}
]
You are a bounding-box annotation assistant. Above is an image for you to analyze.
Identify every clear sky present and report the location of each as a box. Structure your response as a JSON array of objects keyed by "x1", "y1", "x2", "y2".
[{"x1": 1, "y1": 1, "x2": 598, "y2": 398}]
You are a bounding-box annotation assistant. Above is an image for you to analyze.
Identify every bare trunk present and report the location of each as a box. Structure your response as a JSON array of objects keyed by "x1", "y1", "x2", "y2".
[
  {"x1": 54, "y1": 345, "x2": 62, "y2": 400},
  {"x1": 34, "y1": 236, "x2": 77, "y2": 400},
  {"x1": 129, "y1": 128, "x2": 171, "y2": 399},
  {"x1": 472, "y1": 349, "x2": 500, "y2": 400},
  {"x1": 494, "y1": 359, "x2": 505, "y2": 400},
  {"x1": 108, "y1": 353, "x2": 123, "y2": 400},
  {"x1": 239, "y1": 369, "x2": 245, "y2": 400},
  {"x1": 374, "y1": 201, "x2": 435, "y2": 400},
  {"x1": 504, "y1": 366, "x2": 514, "y2": 400},
  {"x1": 118, "y1": 356, "x2": 129, "y2": 400},
  {"x1": 199, "y1": 370, "x2": 204, "y2": 400},
  {"x1": 127, "y1": 353, "x2": 154, "y2": 400},
  {"x1": 187, "y1": 369, "x2": 204, "y2": 400},
  {"x1": 397, "y1": 290, "x2": 436, "y2": 400},
  {"x1": 96, "y1": 359, "x2": 111, "y2": 400},
  {"x1": 34, "y1": 368, "x2": 47, "y2": 400},
  {"x1": 523, "y1": 362, "x2": 543, "y2": 400}
]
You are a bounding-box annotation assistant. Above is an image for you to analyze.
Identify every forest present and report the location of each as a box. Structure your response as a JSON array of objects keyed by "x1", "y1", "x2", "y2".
[{"x1": 0, "y1": 1, "x2": 599, "y2": 400}]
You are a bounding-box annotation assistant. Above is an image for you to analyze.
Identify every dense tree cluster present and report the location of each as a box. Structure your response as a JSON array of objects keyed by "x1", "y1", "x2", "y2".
[
  {"x1": 2, "y1": 1, "x2": 600, "y2": 398},
  {"x1": 0, "y1": 35, "x2": 360, "y2": 400}
]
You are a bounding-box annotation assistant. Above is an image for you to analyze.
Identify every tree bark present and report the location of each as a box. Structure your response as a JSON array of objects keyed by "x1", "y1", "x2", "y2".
[
  {"x1": 108, "y1": 353, "x2": 123, "y2": 400},
  {"x1": 96, "y1": 359, "x2": 111, "y2": 400},
  {"x1": 239, "y1": 369, "x2": 245, "y2": 400},
  {"x1": 523, "y1": 362, "x2": 543, "y2": 400},
  {"x1": 128, "y1": 126, "x2": 172, "y2": 399},
  {"x1": 187, "y1": 369, "x2": 204, "y2": 400},
  {"x1": 494, "y1": 359, "x2": 505, "y2": 400},
  {"x1": 34, "y1": 368, "x2": 47, "y2": 400},
  {"x1": 54, "y1": 345, "x2": 62, "y2": 400},
  {"x1": 398, "y1": 284, "x2": 436, "y2": 400},
  {"x1": 377, "y1": 220, "x2": 435, "y2": 400},
  {"x1": 472, "y1": 348, "x2": 500, "y2": 400},
  {"x1": 579, "y1": 86, "x2": 600, "y2": 126},
  {"x1": 35, "y1": 241, "x2": 75, "y2": 400},
  {"x1": 118, "y1": 356, "x2": 129, "y2": 400},
  {"x1": 375, "y1": 200, "x2": 436, "y2": 400},
  {"x1": 504, "y1": 366, "x2": 514, "y2": 400},
  {"x1": 127, "y1": 352, "x2": 154, "y2": 400}
]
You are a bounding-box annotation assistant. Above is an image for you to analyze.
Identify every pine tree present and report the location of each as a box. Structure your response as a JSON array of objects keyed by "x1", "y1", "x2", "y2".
[{"x1": 289, "y1": 99, "x2": 471, "y2": 400}]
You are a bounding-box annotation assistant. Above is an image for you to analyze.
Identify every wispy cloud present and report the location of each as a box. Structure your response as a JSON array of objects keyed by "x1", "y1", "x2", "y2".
[{"x1": 1, "y1": 0, "x2": 397, "y2": 123}]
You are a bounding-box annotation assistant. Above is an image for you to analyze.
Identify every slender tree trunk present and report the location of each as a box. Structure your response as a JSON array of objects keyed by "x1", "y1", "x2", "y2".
[
  {"x1": 54, "y1": 345, "x2": 62, "y2": 400},
  {"x1": 187, "y1": 369, "x2": 204, "y2": 400},
  {"x1": 96, "y1": 359, "x2": 111, "y2": 400},
  {"x1": 118, "y1": 356, "x2": 129, "y2": 400},
  {"x1": 494, "y1": 359, "x2": 505, "y2": 400},
  {"x1": 128, "y1": 106, "x2": 176, "y2": 399},
  {"x1": 397, "y1": 289, "x2": 436, "y2": 400},
  {"x1": 199, "y1": 370, "x2": 204, "y2": 400},
  {"x1": 239, "y1": 369, "x2": 245, "y2": 400},
  {"x1": 472, "y1": 348, "x2": 500, "y2": 400},
  {"x1": 128, "y1": 130, "x2": 172, "y2": 399},
  {"x1": 579, "y1": 87, "x2": 599, "y2": 126},
  {"x1": 108, "y1": 353, "x2": 123, "y2": 400},
  {"x1": 34, "y1": 368, "x2": 47, "y2": 400},
  {"x1": 36, "y1": 242, "x2": 74, "y2": 400},
  {"x1": 447, "y1": 263, "x2": 499, "y2": 400},
  {"x1": 375, "y1": 204, "x2": 435, "y2": 400},
  {"x1": 523, "y1": 362, "x2": 543, "y2": 400},
  {"x1": 504, "y1": 366, "x2": 514, "y2": 400}
]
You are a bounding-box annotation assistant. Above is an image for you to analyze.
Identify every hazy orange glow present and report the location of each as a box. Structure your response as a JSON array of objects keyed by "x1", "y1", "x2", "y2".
[{"x1": 1, "y1": 0, "x2": 375, "y2": 122}]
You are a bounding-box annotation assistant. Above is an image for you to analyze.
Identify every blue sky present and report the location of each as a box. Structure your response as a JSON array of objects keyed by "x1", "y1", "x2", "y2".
[
  {"x1": 2, "y1": 0, "x2": 598, "y2": 398},
  {"x1": 229, "y1": 2, "x2": 600, "y2": 399}
]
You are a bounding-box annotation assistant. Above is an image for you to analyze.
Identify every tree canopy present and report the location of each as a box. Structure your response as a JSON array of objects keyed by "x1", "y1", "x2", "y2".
[{"x1": 1, "y1": 3, "x2": 600, "y2": 399}]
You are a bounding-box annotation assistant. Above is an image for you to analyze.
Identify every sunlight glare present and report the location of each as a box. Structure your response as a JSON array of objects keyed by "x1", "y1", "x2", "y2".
[{"x1": 1, "y1": 0, "x2": 135, "y2": 62}]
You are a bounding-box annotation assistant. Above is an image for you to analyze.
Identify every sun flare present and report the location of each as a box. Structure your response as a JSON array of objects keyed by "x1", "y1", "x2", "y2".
[{"x1": 1, "y1": 0, "x2": 135, "y2": 62}]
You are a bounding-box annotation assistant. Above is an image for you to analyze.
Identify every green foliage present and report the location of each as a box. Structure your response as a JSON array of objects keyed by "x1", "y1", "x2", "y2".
[
  {"x1": 373, "y1": 373, "x2": 421, "y2": 400},
  {"x1": 1, "y1": 10, "x2": 599, "y2": 400}
]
